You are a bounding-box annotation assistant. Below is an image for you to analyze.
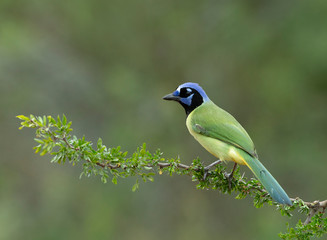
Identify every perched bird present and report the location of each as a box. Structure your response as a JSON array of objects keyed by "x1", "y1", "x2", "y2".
[{"x1": 163, "y1": 82, "x2": 292, "y2": 205}]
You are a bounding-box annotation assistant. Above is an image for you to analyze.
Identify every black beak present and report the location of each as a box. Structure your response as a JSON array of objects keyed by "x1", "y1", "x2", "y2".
[{"x1": 163, "y1": 93, "x2": 180, "y2": 101}]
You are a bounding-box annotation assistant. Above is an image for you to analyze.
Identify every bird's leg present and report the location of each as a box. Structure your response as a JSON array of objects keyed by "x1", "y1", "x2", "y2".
[
  {"x1": 203, "y1": 160, "x2": 222, "y2": 180},
  {"x1": 225, "y1": 163, "x2": 238, "y2": 190}
]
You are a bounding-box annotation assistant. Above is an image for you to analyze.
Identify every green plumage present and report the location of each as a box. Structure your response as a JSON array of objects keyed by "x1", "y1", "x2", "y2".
[
  {"x1": 189, "y1": 101, "x2": 257, "y2": 158},
  {"x1": 186, "y1": 101, "x2": 292, "y2": 205}
]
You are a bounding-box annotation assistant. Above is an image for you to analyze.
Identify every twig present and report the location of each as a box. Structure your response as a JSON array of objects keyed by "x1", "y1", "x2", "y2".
[
  {"x1": 288, "y1": 198, "x2": 327, "y2": 225},
  {"x1": 49, "y1": 127, "x2": 327, "y2": 223},
  {"x1": 157, "y1": 162, "x2": 191, "y2": 170},
  {"x1": 304, "y1": 201, "x2": 320, "y2": 225},
  {"x1": 204, "y1": 160, "x2": 223, "y2": 170},
  {"x1": 290, "y1": 198, "x2": 327, "y2": 210}
]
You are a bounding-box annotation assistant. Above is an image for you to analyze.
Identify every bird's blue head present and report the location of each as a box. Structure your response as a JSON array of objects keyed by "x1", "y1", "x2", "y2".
[{"x1": 163, "y1": 82, "x2": 210, "y2": 115}]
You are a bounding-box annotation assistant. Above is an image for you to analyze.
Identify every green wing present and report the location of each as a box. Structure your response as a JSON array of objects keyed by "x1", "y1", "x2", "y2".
[{"x1": 190, "y1": 101, "x2": 258, "y2": 158}]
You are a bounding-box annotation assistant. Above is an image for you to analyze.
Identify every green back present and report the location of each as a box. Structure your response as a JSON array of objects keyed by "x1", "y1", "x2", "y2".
[
  {"x1": 188, "y1": 101, "x2": 292, "y2": 205},
  {"x1": 189, "y1": 101, "x2": 257, "y2": 158}
]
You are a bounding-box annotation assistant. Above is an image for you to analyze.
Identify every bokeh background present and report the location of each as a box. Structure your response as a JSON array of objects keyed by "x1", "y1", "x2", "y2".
[{"x1": 1, "y1": 0, "x2": 327, "y2": 239}]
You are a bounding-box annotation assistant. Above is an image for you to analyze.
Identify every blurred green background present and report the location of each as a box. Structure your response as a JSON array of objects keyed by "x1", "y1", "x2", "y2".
[{"x1": 1, "y1": 0, "x2": 327, "y2": 239}]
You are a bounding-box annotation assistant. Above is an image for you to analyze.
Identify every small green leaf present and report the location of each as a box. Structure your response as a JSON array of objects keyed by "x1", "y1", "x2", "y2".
[
  {"x1": 112, "y1": 176, "x2": 117, "y2": 184},
  {"x1": 132, "y1": 179, "x2": 139, "y2": 192},
  {"x1": 97, "y1": 138, "x2": 103, "y2": 149},
  {"x1": 40, "y1": 149, "x2": 48, "y2": 156},
  {"x1": 144, "y1": 166, "x2": 152, "y2": 170},
  {"x1": 48, "y1": 115, "x2": 56, "y2": 124},
  {"x1": 33, "y1": 145, "x2": 42, "y2": 154},
  {"x1": 34, "y1": 138, "x2": 44, "y2": 144},
  {"x1": 37, "y1": 116, "x2": 43, "y2": 126},
  {"x1": 43, "y1": 115, "x2": 47, "y2": 126},
  {"x1": 147, "y1": 176, "x2": 154, "y2": 182},
  {"x1": 62, "y1": 114, "x2": 67, "y2": 125},
  {"x1": 101, "y1": 175, "x2": 107, "y2": 183},
  {"x1": 16, "y1": 115, "x2": 30, "y2": 121},
  {"x1": 57, "y1": 115, "x2": 62, "y2": 127}
]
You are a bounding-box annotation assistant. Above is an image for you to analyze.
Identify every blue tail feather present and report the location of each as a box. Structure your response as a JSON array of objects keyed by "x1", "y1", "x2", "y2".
[{"x1": 242, "y1": 153, "x2": 292, "y2": 206}]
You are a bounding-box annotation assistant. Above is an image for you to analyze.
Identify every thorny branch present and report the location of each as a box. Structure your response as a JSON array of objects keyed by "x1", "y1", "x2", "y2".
[
  {"x1": 57, "y1": 132, "x2": 327, "y2": 219},
  {"x1": 19, "y1": 114, "x2": 327, "y2": 239},
  {"x1": 298, "y1": 199, "x2": 327, "y2": 225}
]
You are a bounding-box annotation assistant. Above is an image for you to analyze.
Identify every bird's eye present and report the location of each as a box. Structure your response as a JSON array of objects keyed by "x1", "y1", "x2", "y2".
[{"x1": 180, "y1": 87, "x2": 193, "y2": 97}]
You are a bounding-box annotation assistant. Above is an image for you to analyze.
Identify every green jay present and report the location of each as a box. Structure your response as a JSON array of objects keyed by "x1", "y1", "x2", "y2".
[{"x1": 163, "y1": 82, "x2": 292, "y2": 206}]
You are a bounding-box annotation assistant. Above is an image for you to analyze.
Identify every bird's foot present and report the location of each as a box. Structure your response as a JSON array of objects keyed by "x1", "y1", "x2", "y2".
[
  {"x1": 224, "y1": 163, "x2": 238, "y2": 191},
  {"x1": 203, "y1": 160, "x2": 222, "y2": 181},
  {"x1": 224, "y1": 172, "x2": 234, "y2": 191}
]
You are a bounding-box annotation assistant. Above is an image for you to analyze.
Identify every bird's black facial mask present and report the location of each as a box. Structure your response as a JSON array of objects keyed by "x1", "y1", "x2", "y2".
[{"x1": 163, "y1": 87, "x2": 204, "y2": 115}]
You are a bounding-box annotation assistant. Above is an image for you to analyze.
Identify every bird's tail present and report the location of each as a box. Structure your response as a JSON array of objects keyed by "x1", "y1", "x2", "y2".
[{"x1": 241, "y1": 153, "x2": 292, "y2": 206}]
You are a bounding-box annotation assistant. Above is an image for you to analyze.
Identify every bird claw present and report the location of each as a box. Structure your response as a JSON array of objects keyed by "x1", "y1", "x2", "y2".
[
  {"x1": 224, "y1": 172, "x2": 234, "y2": 191},
  {"x1": 225, "y1": 163, "x2": 237, "y2": 191}
]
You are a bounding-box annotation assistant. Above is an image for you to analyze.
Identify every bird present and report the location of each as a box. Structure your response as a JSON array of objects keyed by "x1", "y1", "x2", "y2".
[{"x1": 163, "y1": 82, "x2": 292, "y2": 206}]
